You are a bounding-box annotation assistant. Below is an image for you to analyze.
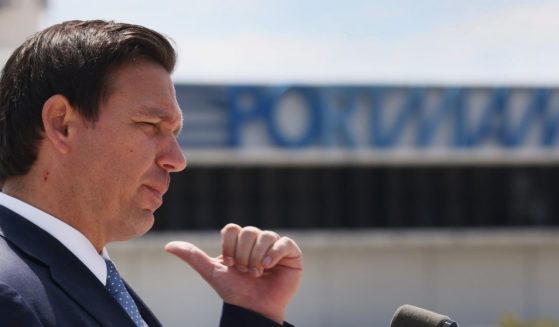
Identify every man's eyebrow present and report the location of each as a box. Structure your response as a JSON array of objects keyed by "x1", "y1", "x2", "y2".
[{"x1": 137, "y1": 105, "x2": 184, "y2": 135}]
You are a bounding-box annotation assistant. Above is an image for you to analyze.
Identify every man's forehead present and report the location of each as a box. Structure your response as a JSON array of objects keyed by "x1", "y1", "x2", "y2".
[{"x1": 103, "y1": 59, "x2": 175, "y2": 102}]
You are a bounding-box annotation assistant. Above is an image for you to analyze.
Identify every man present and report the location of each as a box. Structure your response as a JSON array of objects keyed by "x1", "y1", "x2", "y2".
[{"x1": 0, "y1": 20, "x2": 302, "y2": 326}]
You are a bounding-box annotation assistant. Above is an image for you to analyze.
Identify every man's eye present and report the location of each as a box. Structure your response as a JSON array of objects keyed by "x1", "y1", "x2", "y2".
[{"x1": 141, "y1": 122, "x2": 159, "y2": 132}]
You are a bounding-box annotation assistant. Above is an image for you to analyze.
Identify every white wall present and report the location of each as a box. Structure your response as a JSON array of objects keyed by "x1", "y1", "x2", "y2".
[
  {"x1": 0, "y1": 0, "x2": 43, "y2": 45},
  {"x1": 108, "y1": 229, "x2": 559, "y2": 327},
  {"x1": 0, "y1": 0, "x2": 44, "y2": 67}
]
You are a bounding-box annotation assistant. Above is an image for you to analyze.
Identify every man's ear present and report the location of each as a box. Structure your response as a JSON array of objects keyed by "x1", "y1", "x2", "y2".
[{"x1": 41, "y1": 94, "x2": 80, "y2": 154}]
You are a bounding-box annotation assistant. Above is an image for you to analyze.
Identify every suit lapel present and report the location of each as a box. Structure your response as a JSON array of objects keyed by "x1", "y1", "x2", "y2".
[
  {"x1": 0, "y1": 206, "x2": 138, "y2": 326},
  {"x1": 49, "y1": 254, "x2": 138, "y2": 326}
]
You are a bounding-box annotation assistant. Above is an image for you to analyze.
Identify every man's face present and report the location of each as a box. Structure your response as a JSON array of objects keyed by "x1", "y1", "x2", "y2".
[{"x1": 71, "y1": 60, "x2": 186, "y2": 243}]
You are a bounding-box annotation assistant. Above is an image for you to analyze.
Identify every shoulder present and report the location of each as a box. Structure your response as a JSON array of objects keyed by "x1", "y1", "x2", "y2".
[
  {"x1": 0, "y1": 234, "x2": 51, "y2": 305},
  {"x1": 0, "y1": 281, "x2": 43, "y2": 326},
  {"x1": 0, "y1": 281, "x2": 34, "y2": 309},
  {"x1": 0, "y1": 233, "x2": 43, "y2": 279}
]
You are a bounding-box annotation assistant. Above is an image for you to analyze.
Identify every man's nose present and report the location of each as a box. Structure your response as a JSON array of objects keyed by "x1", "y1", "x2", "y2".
[{"x1": 157, "y1": 137, "x2": 187, "y2": 173}]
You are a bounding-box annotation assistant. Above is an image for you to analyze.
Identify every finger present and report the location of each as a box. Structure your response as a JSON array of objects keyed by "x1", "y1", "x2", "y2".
[
  {"x1": 249, "y1": 231, "x2": 280, "y2": 276},
  {"x1": 220, "y1": 223, "x2": 241, "y2": 266},
  {"x1": 234, "y1": 226, "x2": 261, "y2": 273},
  {"x1": 165, "y1": 241, "x2": 215, "y2": 284},
  {"x1": 262, "y1": 236, "x2": 303, "y2": 270}
]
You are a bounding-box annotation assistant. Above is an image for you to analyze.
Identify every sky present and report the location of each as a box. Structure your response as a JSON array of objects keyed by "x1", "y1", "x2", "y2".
[{"x1": 42, "y1": 0, "x2": 559, "y2": 86}]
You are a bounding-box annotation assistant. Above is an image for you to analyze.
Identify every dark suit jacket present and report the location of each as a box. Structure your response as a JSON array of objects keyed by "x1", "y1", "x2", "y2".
[{"x1": 0, "y1": 205, "x2": 289, "y2": 326}]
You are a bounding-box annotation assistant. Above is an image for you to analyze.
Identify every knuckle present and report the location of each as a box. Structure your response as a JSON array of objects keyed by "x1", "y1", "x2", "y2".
[
  {"x1": 277, "y1": 236, "x2": 291, "y2": 244},
  {"x1": 221, "y1": 223, "x2": 241, "y2": 235},
  {"x1": 239, "y1": 226, "x2": 261, "y2": 238},
  {"x1": 260, "y1": 230, "x2": 280, "y2": 241},
  {"x1": 271, "y1": 236, "x2": 298, "y2": 253},
  {"x1": 282, "y1": 236, "x2": 298, "y2": 248}
]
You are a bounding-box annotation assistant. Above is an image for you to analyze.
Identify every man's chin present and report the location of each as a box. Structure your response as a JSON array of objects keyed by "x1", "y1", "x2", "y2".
[
  {"x1": 136, "y1": 210, "x2": 156, "y2": 235},
  {"x1": 116, "y1": 211, "x2": 155, "y2": 241}
]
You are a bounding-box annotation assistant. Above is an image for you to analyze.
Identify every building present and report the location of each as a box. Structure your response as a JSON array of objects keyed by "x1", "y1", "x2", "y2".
[{"x1": 0, "y1": 0, "x2": 45, "y2": 67}]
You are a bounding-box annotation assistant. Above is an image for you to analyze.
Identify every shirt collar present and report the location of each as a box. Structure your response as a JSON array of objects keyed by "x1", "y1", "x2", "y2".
[{"x1": 0, "y1": 192, "x2": 108, "y2": 285}]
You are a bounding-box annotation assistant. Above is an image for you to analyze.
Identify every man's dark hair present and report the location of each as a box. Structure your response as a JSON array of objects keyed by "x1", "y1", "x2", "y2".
[{"x1": 0, "y1": 20, "x2": 176, "y2": 182}]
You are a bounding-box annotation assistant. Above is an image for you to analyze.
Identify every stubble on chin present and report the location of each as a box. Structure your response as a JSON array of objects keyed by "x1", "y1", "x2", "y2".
[{"x1": 110, "y1": 209, "x2": 155, "y2": 242}]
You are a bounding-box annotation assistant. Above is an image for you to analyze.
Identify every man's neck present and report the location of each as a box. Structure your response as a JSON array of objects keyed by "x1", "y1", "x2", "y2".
[{"x1": 3, "y1": 177, "x2": 107, "y2": 253}]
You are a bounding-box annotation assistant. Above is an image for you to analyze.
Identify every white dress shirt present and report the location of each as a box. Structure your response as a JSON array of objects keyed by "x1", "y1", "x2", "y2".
[
  {"x1": 0, "y1": 192, "x2": 150, "y2": 326},
  {"x1": 0, "y1": 192, "x2": 109, "y2": 285}
]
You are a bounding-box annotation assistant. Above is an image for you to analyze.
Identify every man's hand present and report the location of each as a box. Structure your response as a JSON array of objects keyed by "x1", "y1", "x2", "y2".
[{"x1": 165, "y1": 223, "x2": 303, "y2": 324}]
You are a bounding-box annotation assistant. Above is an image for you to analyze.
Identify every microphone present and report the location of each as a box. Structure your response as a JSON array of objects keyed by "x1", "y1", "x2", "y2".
[{"x1": 391, "y1": 304, "x2": 459, "y2": 327}]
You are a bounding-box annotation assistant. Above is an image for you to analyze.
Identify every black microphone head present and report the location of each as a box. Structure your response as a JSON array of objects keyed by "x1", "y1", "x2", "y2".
[{"x1": 391, "y1": 304, "x2": 458, "y2": 327}]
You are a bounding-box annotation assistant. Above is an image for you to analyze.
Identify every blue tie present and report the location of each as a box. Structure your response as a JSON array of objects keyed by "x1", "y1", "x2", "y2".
[{"x1": 105, "y1": 259, "x2": 144, "y2": 327}]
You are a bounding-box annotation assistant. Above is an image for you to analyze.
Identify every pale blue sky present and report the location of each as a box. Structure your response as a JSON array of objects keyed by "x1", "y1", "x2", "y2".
[{"x1": 42, "y1": 0, "x2": 559, "y2": 85}]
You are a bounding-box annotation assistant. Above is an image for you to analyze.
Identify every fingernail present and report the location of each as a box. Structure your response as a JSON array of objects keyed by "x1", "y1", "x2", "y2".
[
  {"x1": 237, "y1": 265, "x2": 248, "y2": 273},
  {"x1": 262, "y1": 256, "x2": 272, "y2": 267},
  {"x1": 223, "y1": 256, "x2": 234, "y2": 266}
]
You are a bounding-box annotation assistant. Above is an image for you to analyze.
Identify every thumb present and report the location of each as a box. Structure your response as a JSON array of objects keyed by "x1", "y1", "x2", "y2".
[{"x1": 165, "y1": 241, "x2": 215, "y2": 283}]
